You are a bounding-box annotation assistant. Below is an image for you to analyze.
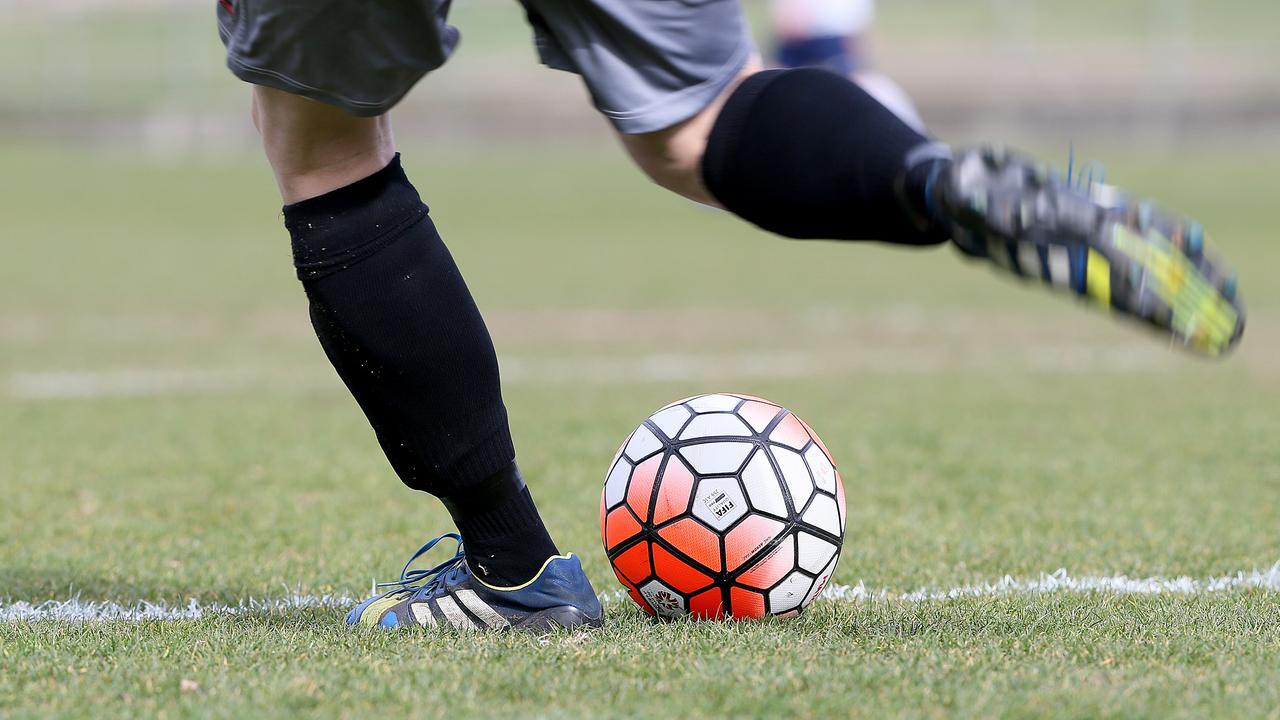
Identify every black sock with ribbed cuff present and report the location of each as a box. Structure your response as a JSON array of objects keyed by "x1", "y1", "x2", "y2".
[
  {"x1": 445, "y1": 463, "x2": 561, "y2": 587},
  {"x1": 284, "y1": 156, "x2": 560, "y2": 586},
  {"x1": 285, "y1": 154, "x2": 516, "y2": 497}
]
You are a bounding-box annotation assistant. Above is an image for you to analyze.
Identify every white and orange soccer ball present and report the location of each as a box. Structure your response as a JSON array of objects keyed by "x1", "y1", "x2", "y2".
[{"x1": 600, "y1": 393, "x2": 845, "y2": 619}]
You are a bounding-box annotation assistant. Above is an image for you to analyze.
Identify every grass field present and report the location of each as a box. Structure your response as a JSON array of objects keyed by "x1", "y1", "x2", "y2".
[{"x1": 3, "y1": 139, "x2": 1280, "y2": 719}]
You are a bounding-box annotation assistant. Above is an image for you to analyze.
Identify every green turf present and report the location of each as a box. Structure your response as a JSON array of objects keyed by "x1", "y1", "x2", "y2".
[{"x1": 2, "y1": 141, "x2": 1279, "y2": 719}]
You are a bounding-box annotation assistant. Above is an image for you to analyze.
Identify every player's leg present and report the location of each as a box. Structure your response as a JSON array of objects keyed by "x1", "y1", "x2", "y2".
[
  {"x1": 523, "y1": 0, "x2": 1244, "y2": 356},
  {"x1": 218, "y1": 0, "x2": 601, "y2": 630},
  {"x1": 255, "y1": 88, "x2": 557, "y2": 585},
  {"x1": 249, "y1": 86, "x2": 395, "y2": 204},
  {"x1": 615, "y1": 62, "x2": 759, "y2": 207},
  {"x1": 646, "y1": 73, "x2": 1243, "y2": 355},
  {"x1": 622, "y1": 65, "x2": 948, "y2": 245}
]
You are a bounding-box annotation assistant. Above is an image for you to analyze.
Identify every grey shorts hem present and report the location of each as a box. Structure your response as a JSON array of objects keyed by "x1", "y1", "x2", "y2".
[
  {"x1": 601, "y1": 38, "x2": 754, "y2": 135},
  {"x1": 533, "y1": 36, "x2": 575, "y2": 74},
  {"x1": 224, "y1": 54, "x2": 416, "y2": 117},
  {"x1": 217, "y1": 9, "x2": 446, "y2": 118}
]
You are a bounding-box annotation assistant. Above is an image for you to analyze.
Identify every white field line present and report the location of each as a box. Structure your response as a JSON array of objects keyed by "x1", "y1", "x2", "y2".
[
  {"x1": 500, "y1": 352, "x2": 824, "y2": 385},
  {"x1": 822, "y1": 561, "x2": 1280, "y2": 602},
  {"x1": 5, "y1": 563, "x2": 1279, "y2": 623},
  {"x1": 7, "y1": 345, "x2": 1178, "y2": 400},
  {"x1": 0, "y1": 594, "x2": 357, "y2": 623},
  {"x1": 6, "y1": 354, "x2": 822, "y2": 400},
  {"x1": 7, "y1": 368, "x2": 252, "y2": 400}
]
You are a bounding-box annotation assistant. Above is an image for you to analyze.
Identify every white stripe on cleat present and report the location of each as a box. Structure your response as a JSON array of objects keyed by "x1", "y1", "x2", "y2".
[
  {"x1": 435, "y1": 596, "x2": 476, "y2": 630},
  {"x1": 456, "y1": 589, "x2": 511, "y2": 629},
  {"x1": 410, "y1": 602, "x2": 437, "y2": 627}
]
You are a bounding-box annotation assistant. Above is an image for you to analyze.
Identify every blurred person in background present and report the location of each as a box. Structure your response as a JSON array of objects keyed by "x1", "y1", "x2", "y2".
[{"x1": 771, "y1": 0, "x2": 924, "y2": 131}]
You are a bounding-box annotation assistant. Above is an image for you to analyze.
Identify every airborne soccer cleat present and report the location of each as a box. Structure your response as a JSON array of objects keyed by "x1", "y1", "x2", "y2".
[
  {"x1": 346, "y1": 533, "x2": 604, "y2": 632},
  {"x1": 936, "y1": 146, "x2": 1245, "y2": 357}
]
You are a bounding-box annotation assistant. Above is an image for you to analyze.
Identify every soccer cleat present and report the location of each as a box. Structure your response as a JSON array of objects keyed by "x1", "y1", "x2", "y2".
[
  {"x1": 934, "y1": 146, "x2": 1245, "y2": 357},
  {"x1": 345, "y1": 533, "x2": 604, "y2": 632}
]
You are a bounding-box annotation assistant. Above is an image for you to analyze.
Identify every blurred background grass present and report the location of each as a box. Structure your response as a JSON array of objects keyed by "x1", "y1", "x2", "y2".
[{"x1": 4, "y1": 0, "x2": 1279, "y2": 148}]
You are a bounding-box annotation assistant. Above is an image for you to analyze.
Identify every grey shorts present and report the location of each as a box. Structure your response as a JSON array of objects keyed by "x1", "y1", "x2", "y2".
[{"x1": 216, "y1": 0, "x2": 754, "y2": 134}]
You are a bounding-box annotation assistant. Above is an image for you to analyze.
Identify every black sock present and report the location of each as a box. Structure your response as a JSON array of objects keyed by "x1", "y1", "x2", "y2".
[
  {"x1": 702, "y1": 68, "x2": 952, "y2": 245},
  {"x1": 444, "y1": 464, "x2": 561, "y2": 586},
  {"x1": 284, "y1": 155, "x2": 558, "y2": 584}
]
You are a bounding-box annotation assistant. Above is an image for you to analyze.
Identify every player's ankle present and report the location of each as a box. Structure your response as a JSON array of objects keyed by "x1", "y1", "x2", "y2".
[
  {"x1": 897, "y1": 141, "x2": 954, "y2": 236},
  {"x1": 443, "y1": 464, "x2": 562, "y2": 587}
]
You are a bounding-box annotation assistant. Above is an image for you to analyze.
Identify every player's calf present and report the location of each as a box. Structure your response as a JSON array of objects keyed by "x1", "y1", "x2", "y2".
[
  {"x1": 285, "y1": 156, "x2": 572, "y2": 588},
  {"x1": 254, "y1": 83, "x2": 578, "y2": 594},
  {"x1": 699, "y1": 67, "x2": 948, "y2": 245}
]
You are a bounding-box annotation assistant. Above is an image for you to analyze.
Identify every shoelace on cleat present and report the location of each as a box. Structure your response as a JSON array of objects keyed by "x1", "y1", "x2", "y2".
[
  {"x1": 1065, "y1": 144, "x2": 1107, "y2": 195},
  {"x1": 376, "y1": 532, "x2": 470, "y2": 596}
]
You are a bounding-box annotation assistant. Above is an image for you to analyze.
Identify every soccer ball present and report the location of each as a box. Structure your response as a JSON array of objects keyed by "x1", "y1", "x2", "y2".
[{"x1": 600, "y1": 393, "x2": 845, "y2": 619}]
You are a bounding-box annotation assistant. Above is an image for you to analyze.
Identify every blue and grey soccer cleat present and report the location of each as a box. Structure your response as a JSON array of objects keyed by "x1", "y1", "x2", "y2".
[
  {"x1": 936, "y1": 146, "x2": 1245, "y2": 357},
  {"x1": 345, "y1": 533, "x2": 604, "y2": 632}
]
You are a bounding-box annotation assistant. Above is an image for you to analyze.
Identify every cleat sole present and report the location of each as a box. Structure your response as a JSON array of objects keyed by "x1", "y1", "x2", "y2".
[{"x1": 513, "y1": 605, "x2": 605, "y2": 633}]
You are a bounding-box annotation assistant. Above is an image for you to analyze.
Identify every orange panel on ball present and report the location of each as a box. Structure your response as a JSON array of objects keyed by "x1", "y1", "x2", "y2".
[
  {"x1": 611, "y1": 541, "x2": 651, "y2": 585},
  {"x1": 729, "y1": 587, "x2": 766, "y2": 619},
  {"x1": 625, "y1": 454, "x2": 661, "y2": 522},
  {"x1": 605, "y1": 507, "x2": 643, "y2": 551},
  {"x1": 629, "y1": 587, "x2": 656, "y2": 616},
  {"x1": 652, "y1": 458, "x2": 695, "y2": 525},
  {"x1": 797, "y1": 415, "x2": 835, "y2": 464},
  {"x1": 689, "y1": 588, "x2": 725, "y2": 619},
  {"x1": 724, "y1": 515, "x2": 785, "y2": 571},
  {"x1": 652, "y1": 544, "x2": 713, "y2": 594},
  {"x1": 657, "y1": 518, "x2": 722, "y2": 573},
  {"x1": 737, "y1": 542, "x2": 794, "y2": 589},
  {"x1": 728, "y1": 393, "x2": 778, "y2": 406},
  {"x1": 599, "y1": 493, "x2": 607, "y2": 546},
  {"x1": 769, "y1": 412, "x2": 811, "y2": 451},
  {"x1": 737, "y1": 401, "x2": 781, "y2": 434}
]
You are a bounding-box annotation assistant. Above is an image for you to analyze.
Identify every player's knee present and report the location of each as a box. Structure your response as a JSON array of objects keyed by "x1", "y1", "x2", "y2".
[
  {"x1": 621, "y1": 63, "x2": 764, "y2": 206},
  {"x1": 622, "y1": 122, "x2": 714, "y2": 204},
  {"x1": 251, "y1": 86, "x2": 396, "y2": 203},
  {"x1": 252, "y1": 86, "x2": 390, "y2": 164}
]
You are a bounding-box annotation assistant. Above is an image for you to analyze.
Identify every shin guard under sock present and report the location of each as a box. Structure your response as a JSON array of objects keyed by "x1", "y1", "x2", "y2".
[
  {"x1": 284, "y1": 155, "x2": 557, "y2": 583},
  {"x1": 702, "y1": 68, "x2": 951, "y2": 245}
]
